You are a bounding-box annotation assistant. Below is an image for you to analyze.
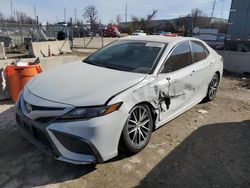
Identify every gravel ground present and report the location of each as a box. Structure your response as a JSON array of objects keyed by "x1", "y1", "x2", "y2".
[{"x1": 0, "y1": 75, "x2": 249, "y2": 188}]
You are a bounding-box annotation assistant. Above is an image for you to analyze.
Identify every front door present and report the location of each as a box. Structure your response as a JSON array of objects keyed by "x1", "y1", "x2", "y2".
[{"x1": 155, "y1": 41, "x2": 197, "y2": 124}]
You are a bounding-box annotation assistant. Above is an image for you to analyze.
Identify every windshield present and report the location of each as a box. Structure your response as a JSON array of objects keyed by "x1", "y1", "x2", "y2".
[{"x1": 84, "y1": 40, "x2": 166, "y2": 74}]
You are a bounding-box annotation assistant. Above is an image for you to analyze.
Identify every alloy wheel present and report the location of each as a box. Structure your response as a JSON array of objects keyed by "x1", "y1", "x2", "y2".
[
  {"x1": 209, "y1": 74, "x2": 219, "y2": 99},
  {"x1": 126, "y1": 106, "x2": 151, "y2": 147}
]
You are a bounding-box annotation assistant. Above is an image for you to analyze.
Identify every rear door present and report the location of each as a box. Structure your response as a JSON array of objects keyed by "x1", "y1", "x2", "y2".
[{"x1": 189, "y1": 40, "x2": 214, "y2": 99}]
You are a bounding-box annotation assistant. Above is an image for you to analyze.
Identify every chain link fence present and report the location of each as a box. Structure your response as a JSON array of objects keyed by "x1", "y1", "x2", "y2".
[
  {"x1": 0, "y1": 22, "x2": 33, "y2": 46},
  {"x1": 0, "y1": 22, "x2": 68, "y2": 46},
  {"x1": 0, "y1": 22, "x2": 116, "y2": 52}
]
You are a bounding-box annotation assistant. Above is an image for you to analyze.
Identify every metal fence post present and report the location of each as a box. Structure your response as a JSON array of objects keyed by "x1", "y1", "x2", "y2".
[
  {"x1": 101, "y1": 29, "x2": 104, "y2": 47},
  {"x1": 83, "y1": 26, "x2": 86, "y2": 47},
  {"x1": 70, "y1": 17, "x2": 73, "y2": 49},
  {"x1": 19, "y1": 23, "x2": 23, "y2": 44}
]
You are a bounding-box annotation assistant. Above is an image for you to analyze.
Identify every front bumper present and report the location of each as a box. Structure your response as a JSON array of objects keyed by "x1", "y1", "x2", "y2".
[
  {"x1": 15, "y1": 90, "x2": 128, "y2": 164},
  {"x1": 16, "y1": 108, "x2": 99, "y2": 164}
]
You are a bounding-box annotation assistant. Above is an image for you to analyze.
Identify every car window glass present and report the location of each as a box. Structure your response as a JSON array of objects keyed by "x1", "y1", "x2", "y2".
[
  {"x1": 85, "y1": 41, "x2": 165, "y2": 74},
  {"x1": 161, "y1": 41, "x2": 192, "y2": 73},
  {"x1": 205, "y1": 47, "x2": 209, "y2": 57},
  {"x1": 191, "y1": 41, "x2": 207, "y2": 62}
]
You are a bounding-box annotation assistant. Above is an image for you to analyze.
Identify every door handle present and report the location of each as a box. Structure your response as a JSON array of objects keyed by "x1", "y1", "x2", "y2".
[{"x1": 190, "y1": 70, "x2": 196, "y2": 76}]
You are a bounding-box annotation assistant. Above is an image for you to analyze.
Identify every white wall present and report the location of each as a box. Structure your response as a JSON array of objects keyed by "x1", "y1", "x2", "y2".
[
  {"x1": 0, "y1": 42, "x2": 6, "y2": 60},
  {"x1": 217, "y1": 51, "x2": 250, "y2": 74}
]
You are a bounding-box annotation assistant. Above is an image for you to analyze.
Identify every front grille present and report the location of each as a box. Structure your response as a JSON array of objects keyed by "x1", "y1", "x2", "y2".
[
  {"x1": 16, "y1": 114, "x2": 54, "y2": 151},
  {"x1": 21, "y1": 98, "x2": 65, "y2": 124},
  {"x1": 23, "y1": 101, "x2": 65, "y2": 112},
  {"x1": 32, "y1": 127, "x2": 54, "y2": 150},
  {"x1": 36, "y1": 117, "x2": 56, "y2": 123},
  {"x1": 30, "y1": 105, "x2": 64, "y2": 111},
  {"x1": 16, "y1": 114, "x2": 33, "y2": 136},
  {"x1": 53, "y1": 131, "x2": 93, "y2": 155}
]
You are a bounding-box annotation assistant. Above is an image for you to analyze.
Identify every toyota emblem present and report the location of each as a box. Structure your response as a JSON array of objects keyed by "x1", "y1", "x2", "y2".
[{"x1": 25, "y1": 103, "x2": 32, "y2": 113}]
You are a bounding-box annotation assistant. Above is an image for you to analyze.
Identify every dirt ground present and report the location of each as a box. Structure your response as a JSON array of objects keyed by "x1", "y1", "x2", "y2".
[{"x1": 0, "y1": 74, "x2": 249, "y2": 188}]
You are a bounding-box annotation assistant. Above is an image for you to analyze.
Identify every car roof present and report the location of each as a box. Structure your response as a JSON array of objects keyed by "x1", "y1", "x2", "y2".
[{"x1": 119, "y1": 35, "x2": 201, "y2": 44}]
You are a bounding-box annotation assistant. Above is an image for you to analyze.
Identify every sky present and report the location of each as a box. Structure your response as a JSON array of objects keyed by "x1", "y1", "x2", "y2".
[{"x1": 0, "y1": 0, "x2": 232, "y2": 24}]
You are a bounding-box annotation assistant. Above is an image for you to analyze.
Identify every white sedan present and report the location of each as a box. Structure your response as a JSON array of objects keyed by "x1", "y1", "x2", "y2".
[
  {"x1": 132, "y1": 30, "x2": 147, "y2": 36},
  {"x1": 15, "y1": 36, "x2": 223, "y2": 164}
]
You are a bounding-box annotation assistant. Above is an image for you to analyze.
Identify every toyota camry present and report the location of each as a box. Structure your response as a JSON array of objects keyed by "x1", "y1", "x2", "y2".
[{"x1": 15, "y1": 36, "x2": 223, "y2": 164}]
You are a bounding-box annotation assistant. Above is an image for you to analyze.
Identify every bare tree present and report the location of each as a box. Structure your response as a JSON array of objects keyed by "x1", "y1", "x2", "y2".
[
  {"x1": 15, "y1": 10, "x2": 36, "y2": 24},
  {"x1": 146, "y1": 9, "x2": 158, "y2": 22},
  {"x1": 129, "y1": 9, "x2": 158, "y2": 34},
  {"x1": 129, "y1": 16, "x2": 141, "y2": 33},
  {"x1": 188, "y1": 8, "x2": 210, "y2": 29},
  {"x1": 143, "y1": 9, "x2": 158, "y2": 33},
  {"x1": 0, "y1": 11, "x2": 4, "y2": 21},
  {"x1": 116, "y1": 14, "x2": 122, "y2": 25},
  {"x1": 189, "y1": 8, "x2": 202, "y2": 27},
  {"x1": 0, "y1": 10, "x2": 35, "y2": 24},
  {"x1": 83, "y1": 5, "x2": 98, "y2": 31}
]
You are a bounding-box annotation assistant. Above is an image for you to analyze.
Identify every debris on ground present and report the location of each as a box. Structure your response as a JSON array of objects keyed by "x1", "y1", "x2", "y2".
[
  {"x1": 198, "y1": 109, "x2": 209, "y2": 114},
  {"x1": 224, "y1": 71, "x2": 250, "y2": 89},
  {"x1": 0, "y1": 75, "x2": 249, "y2": 187}
]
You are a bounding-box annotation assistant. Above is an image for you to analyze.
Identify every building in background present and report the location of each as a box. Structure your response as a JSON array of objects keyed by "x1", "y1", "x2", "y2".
[{"x1": 226, "y1": 0, "x2": 250, "y2": 51}]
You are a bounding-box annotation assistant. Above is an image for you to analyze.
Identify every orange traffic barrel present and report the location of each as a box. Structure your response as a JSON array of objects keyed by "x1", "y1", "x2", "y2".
[{"x1": 4, "y1": 64, "x2": 42, "y2": 102}]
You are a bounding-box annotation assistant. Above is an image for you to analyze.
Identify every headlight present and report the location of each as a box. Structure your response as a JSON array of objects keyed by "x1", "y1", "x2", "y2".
[{"x1": 60, "y1": 102, "x2": 123, "y2": 120}]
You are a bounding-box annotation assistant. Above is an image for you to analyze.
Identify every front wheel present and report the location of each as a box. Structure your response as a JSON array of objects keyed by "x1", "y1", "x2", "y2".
[
  {"x1": 204, "y1": 73, "x2": 220, "y2": 102},
  {"x1": 120, "y1": 104, "x2": 153, "y2": 154}
]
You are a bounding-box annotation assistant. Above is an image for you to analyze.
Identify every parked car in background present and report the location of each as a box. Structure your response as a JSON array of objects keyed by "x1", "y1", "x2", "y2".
[
  {"x1": 132, "y1": 30, "x2": 147, "y2": 36},
  {"x1": 154, "y1": 31, "x2": 178, "y2": 37},
  {"x1": 102, "y1": 24, "x2": 121, "y2": 37},
  {"x1": 205, "y1": 34, "x2": 225, "y2": 50},
  {"x1": 193, "y1": 28, "x2": 225, "y2": 50},
  {"x1": 15, "y1": 36, "x2": 223, "y2": 164}
]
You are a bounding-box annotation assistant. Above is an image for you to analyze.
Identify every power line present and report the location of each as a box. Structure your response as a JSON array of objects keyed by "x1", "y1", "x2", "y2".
[
  {"x1": 74, "y1": 7, "x2": 77, "y2": 24},
  {"x1": 64, "y1": 8, "x2": 66, "y2": 22},
  {"x1": 210, "y1": 0, "x2": 217, "y2": 27},
  {"x1": 11, "y1": 0, "x2": 13, "y2": 18},
  {"x1": 219, "y1": 0, "x2": 225, "y2": 31},
  {"x1": 125, "y1": 3, "x2": 127, "y2": 23},
  {"x1": 33, "y1": 5, "x2": 37, "y2": 20},
  {"x1": 220, "y1": 0, "x2": 225, "y2": 19}
]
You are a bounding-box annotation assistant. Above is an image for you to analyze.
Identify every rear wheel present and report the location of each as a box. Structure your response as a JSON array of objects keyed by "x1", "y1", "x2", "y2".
[
  {"x1": 204, "y1": 73, "x2": 219, "y2": 102},
  {"x1": 120, "y1": 104, "x2": 153, "y2": 154}
]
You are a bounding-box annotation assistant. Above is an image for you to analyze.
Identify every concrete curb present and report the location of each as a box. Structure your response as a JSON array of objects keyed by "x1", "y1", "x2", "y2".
[{"x1": 217, "y1": 50, "x2": 250, "y2": 74}]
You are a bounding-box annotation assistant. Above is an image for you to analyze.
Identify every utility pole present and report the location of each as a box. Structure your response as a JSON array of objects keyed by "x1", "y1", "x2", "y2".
[
  {"x1": 70, "y1": 17, "x2": 73, "y2": 48},
  {"x1": 74, "y1": 7, "x2": 77, "y2": 24},
  {"x1": 219, "y1": 0, "x2": 225, "y2": 31},
  {"x1": 125, "y1": 3, "x2": 127, "y2": 23},
  {"x1": 64, "y1": 8, "x2": 66, "y2": 22},
  {"x1": 210, "y1": 0, "x2": 216, "y2": 27},
  {"x1": 11, "y1": 0, "x2": 13, "y2": 18},
  {"x1": 33, "y1": 5, "x2": 37, "y2": 20}
]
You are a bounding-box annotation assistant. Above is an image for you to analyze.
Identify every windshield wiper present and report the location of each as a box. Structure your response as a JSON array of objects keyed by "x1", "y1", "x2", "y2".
[
  {"x1": 83, "y1": 60, "x2": 132, "y2": 72},
  {"x1": 83, "y1": 59, "x2": 99, "y2": 66},
  {"x1": 101, "y1": 64, "x2": 132, "y2": 71}
]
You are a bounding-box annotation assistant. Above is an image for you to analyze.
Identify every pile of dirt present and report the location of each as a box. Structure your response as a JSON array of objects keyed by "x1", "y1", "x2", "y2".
[{"x1": 223, "y1": 71, "x2": 250, "y2": 89}]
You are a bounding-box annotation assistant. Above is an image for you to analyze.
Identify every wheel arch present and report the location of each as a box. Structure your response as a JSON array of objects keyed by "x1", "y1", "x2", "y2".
[
  {"x1": 128, "y1": 101, "x2": 158, "y2": 130},
  {"x1": 118, "y1": 101, "x2": 157, "y2": 153},
  {"x1": 215, "y1": 71, "x2": 221, "y2": 83}
]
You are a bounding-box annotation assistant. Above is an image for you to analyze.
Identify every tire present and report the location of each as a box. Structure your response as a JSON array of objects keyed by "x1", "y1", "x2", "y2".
[
  {"x1": 204, "y1": 73, "x2": 220, "y2": 102},
  {"x1": 120, "y1": 104, "x2": 153, "y2": 154}
]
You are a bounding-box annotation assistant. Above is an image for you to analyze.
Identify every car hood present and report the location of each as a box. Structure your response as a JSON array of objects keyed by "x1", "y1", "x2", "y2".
[{"x1": 27, "y1": 61, "x2": 146, "y2": 106}]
